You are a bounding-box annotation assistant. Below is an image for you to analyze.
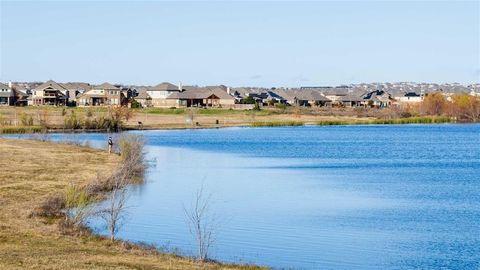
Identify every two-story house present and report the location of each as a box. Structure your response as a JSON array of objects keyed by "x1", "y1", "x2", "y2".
[
  {"x1": 0, "y1": 82, "x2": 14, "y2": 106},
  {"x1": 77, "y1": 82, "x2": 125, "y2": 106},
  {"x1": 147, "y1": 82, "x2": 182, "y2": 107},
  {"x1": 31, "y1": 80, "x2": 68, "y2": 106}
]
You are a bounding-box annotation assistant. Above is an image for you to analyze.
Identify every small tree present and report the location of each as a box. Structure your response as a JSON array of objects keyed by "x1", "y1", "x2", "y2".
[{"x1": 184, "y1": 185, "x2": 219, "y2": 262}]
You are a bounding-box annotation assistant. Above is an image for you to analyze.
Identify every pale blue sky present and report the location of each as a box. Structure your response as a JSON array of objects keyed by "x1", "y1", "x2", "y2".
[{"x1": 1, "y1": 1, "x2": 479, "y2": 87}]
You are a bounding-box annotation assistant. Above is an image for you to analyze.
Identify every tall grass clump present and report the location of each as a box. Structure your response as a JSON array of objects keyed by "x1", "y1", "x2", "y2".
[
  {"x1": 316, "y1": 116, "x2": 454, "y2": 126},
  {"x1": 0, "y1": 126, "x2": 43, "y2": 134},
  {"x1": 64, "y1": 111, "x2": 82, "y2": 129},
  {"x1": 251, "y1": 121, "x2": 304, "y2": 127}
]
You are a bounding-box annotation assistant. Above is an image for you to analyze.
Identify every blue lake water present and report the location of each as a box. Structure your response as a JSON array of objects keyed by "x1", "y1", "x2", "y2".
[{"x1": 9, "y1": 125, "x2": 480, "y2": 269}]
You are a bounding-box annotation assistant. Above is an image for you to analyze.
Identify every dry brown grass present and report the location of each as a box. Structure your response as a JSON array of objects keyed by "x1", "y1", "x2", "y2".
[{"x1": 0, "y1": 138, "x2": 266, "y2": 270}]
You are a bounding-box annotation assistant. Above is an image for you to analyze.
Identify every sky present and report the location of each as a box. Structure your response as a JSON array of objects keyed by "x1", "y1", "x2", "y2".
[{"x1": 0, "y1": 1, "x2": 479, "y2": 87}]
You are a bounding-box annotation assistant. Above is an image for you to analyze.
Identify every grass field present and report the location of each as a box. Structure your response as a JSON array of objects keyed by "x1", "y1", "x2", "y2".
[{"x1": 0, "y1": 138, "x2": 265, "y2": 270}]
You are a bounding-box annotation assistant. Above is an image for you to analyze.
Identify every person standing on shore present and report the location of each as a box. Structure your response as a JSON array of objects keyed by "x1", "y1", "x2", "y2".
[{"x1": 108, "y1": 136, "x2": 113, "y2": 154}]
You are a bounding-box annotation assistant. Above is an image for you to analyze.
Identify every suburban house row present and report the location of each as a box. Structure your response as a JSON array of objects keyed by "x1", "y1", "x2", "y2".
[{"x1": 1, "y1": 80, "x2": 476, "y2": 109}]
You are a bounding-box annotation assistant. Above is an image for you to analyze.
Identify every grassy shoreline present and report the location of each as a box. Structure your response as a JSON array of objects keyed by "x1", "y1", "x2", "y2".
[
  {"x1": 0, "y1": 138, "x2": 265, "y2": 269},
  {"x1": 0, "y1": 115, "x2": 462, "y2": 134}
]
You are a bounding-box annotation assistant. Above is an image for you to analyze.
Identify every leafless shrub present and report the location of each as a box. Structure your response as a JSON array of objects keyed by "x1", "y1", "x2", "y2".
[
  {"x1": 117, "y1": 134, "x2": 146, "y2": 180},
  {"x1": 183, "y1": 185, "x2": 219, "y2": 262},
  {"x1": 98, "y1": 182, "x2": 129, "y2": 242},
  {"x1": 30, "y1": 195, "x2": 65, "y2": 218}
]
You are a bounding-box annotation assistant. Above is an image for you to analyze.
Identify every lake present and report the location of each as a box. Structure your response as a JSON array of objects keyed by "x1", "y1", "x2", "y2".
[{"x1": 13, "y1": 125, "x2": 480, "y2": 269}]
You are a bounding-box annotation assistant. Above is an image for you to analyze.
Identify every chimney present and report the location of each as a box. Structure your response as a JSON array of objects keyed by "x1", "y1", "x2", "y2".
[
  {"x1": 8, "y1": 81, "x2": 12, "y2": 88},
  {"x1": 178, "y1": 82, "x2": 182, "y2": 91},
  {"x1": 227, "y1": 87, "x2": 231, "y2": 95}
]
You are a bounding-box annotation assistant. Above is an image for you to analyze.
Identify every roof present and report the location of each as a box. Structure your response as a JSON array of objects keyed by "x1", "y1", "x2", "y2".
[
  {"x1": 0, "y1": 83, "x2": 9, "y2": 89},
  {"x1": 94, "y1": 82, "x2": 119, "y2": 90},
  {"x1": 135, "y1": 89, "x2": 151, "y2": 100},
  {"x1": 149, "y1": 82, "x2": 179, "y2": 91},
  {"x1": 405, "y1": 92, "x2": 421, "y2": 97},
  {"x1": 167, "y1": 87, "x2": 234, "y2": 100},
  {"x1": 33, "y1": 80, "x2": 68, "y2": 92},
  {"x1": 293, "y1": 90, "x2": 331, "y2": 102},
  {"x1": 63, "y1": 82, "x2": 91, "y2": 91},
  {"x1": 77, "y1": 89, "x2": 105, "y2": 98},
  {"x1": 339, "y1": 94, "x2": 363, "y2": 102}
]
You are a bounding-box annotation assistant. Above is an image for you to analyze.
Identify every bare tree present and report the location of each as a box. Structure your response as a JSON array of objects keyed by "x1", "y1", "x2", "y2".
[
  {"x1": 99, "y1": 181, "x2": 128, "y2": 242},
  {"x1": 183, "y1": 185, "x2": 219, "y2": 262}
]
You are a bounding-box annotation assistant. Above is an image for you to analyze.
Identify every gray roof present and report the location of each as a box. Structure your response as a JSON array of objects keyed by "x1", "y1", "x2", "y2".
[
  {"x1": 339, "y1": 94, "x2": 363, "y2": 102},
  {"x1": 167, "y1": 86, "x2": 234, "y2": 100},
  {"x1": 94, "y1": 82, "x2": 119, "y2": 90},
  {"x1": 135, "y1": 89, "x2": 151, "y2": 100},
  {"x1": 0, "y1": 83, "x2": 9, "y2": 89},
  {"x1": 63, "y1": 82, "x2": 91, "y2": 91},
  {"x1": 149, "y1": 82, "x2": 180, "y2": 91}
]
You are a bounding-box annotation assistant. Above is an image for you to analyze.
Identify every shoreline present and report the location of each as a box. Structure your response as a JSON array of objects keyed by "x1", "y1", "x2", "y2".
[
  {"x1": 0, "y1": 116, "x2": 468, "y2": 134},
  {"x1": 0, "y1": 137, "x2": 265, "y2": 269}
]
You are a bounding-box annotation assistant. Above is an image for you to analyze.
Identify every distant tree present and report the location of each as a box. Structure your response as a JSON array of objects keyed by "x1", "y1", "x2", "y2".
[
  {"x1": 130, "y1": 99, "x2": 142, "y2": 109},
  {"x1": 241, "y1": 96, "x2": 256, "y2": 104},
  {"x1": 421, "y1": 92, "x2": 447, "y2": 115},
  {"x1": 253, "y1": 102, "x2": 261, "y2": 111},
  {"x1": 449, "y1": 94, "x2": 480, "y2": 122}
]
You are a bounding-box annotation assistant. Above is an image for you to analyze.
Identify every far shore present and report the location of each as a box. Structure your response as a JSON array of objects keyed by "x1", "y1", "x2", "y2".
[{"x1": 0, "y1": 106, "x2": 466, "y2": 134}]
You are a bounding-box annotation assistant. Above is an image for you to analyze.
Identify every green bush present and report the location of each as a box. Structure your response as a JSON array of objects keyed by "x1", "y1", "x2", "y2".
[{"x1": 130, "y1": 99, "x2": 142, "y2": 109}]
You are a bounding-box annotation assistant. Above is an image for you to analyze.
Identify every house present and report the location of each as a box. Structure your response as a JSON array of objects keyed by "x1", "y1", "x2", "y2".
[
  {"x1": 147, "y1": 82, "x2": 182, "y2": 107},
  {"x1": 166, "y1": 86, "x2": 235, "y2": 108},
  {"x1": 77, "y1": 82, "x2": 125, "y2": 106},
  {"x1": 293, "y1": 90, "x2": 331, "y2": 107},
  {"x1": 31, "y1": 80, "x2": 68, "y2": 106},
  {"x1": 398, "y1": 92, "x2": 423, "y2": 103},
  {"x1": 337, "y1": 94, "x2": 363, "y2": 107},
  {"x1": 0, "y1": 82, "x2": 14, "y2": 106},
  {"x1": 62, "y1": 82, "x2": 91, "y2": 106},
  {"x1": 134, "y1": 88, "x2": 152, "y2": 108},
  {"x1": 361, "y1": 90, "x2": 392, "y2": 108}
]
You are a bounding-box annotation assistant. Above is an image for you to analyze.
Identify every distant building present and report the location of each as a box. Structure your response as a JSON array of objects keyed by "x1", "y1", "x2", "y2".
[
  {"x1": 167, "y1": 86, "x2": 235, "y2": 108},
  {"x1": 361, "y1": 90, "x2": 392, "y2": 108},
  {"x1": 147, "y1": 82, "x2": 182, "y2": 107},
  {"x1": 77, "y1": 82, "x2": 125, "y2": 106},
  {"x1": 133, "y1": 88, "x2": 152, "y2": 108},
  {"x1": 31, "y1": 80, "x2": 68, "y2": 106},
  {"x1": 398, "y1": 92, "x2": 423, "y2": 103},
  {"x1": 0, "y1": 82, "x2": 14, "y2": 106}
]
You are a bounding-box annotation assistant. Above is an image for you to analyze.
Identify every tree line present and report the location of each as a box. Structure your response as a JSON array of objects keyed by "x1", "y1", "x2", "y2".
[{"x1": 419, "y1": 92, "x2": 480, "y2": 122}]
